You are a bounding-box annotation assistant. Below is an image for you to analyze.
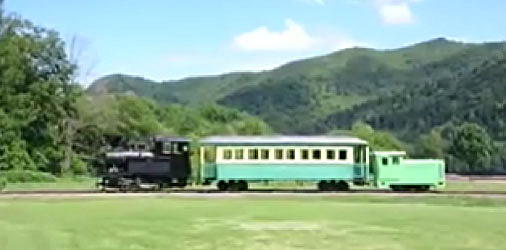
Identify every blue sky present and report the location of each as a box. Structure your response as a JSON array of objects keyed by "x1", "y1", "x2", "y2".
[{"x1": 6, "y1": 0, "x2": 506, "y2": 84}]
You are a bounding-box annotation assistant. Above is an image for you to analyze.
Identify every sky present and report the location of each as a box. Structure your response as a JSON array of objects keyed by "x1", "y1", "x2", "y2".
[{"x1": 6, "y1": 0, "x2": 506, "y2": 85}]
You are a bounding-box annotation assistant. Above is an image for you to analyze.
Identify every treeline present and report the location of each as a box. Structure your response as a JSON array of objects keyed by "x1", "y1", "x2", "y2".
[{"x1": 0, "y1": 3, "x2": 270, "y2": 184}]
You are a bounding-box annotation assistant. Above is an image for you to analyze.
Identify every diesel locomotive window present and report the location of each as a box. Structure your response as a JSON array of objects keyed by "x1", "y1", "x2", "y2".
[
  {"x1": 392, "y1": 156, "x2": 400, "y2": 165},
  {"x1": 339, "y1": 150, "x2": 347, "y2": 160},
  {"x1": 234, "y1": 149, "x2": 244, "y2": 160},
  {"x1": 382, "y1": 157, "x2": 388, "y2": 166},
  {"x1": 223, "y1": 149, "x2": 233, "y2": 160},
  {"x1": 275, "y1": 149, "x2": 283, "y2": 160},
  {"x1": 312, "y1": 149, "x2": 321, "y2": 160},
  {"x1": 326, "y1": 150, "x2": 335, "y2": 160},
  {"x1": 261, "y1": 149, "x2": 269, "y2": 160},
  {"x1": 248, "y1": 149, "x2": 258, "y2": 160},
  {"x1": 301, "y1": 149, "x2": 309, "y2": 160},
  {"x1": 287, "y1": 149, "x2": 295, "y2": 160}
]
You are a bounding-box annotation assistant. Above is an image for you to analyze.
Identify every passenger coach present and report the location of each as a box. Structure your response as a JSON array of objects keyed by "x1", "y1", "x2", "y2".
[{"x1": 199, "y1": 136, "x2": 369, "y2": 191}]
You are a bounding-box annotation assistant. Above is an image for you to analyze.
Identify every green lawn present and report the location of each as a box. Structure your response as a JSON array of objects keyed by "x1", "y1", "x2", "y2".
[
  {"x1": 4, "y1": 177, "x2": 97, "y2": 191},
  {"x1": 1, "y1": 196, "x2": 505, "y2": 250},
  {"x1": 444, "y1": 181, "x2": 506, "y2": 192}
]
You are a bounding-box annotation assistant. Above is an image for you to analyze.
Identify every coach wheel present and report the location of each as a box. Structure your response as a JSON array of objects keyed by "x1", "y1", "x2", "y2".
[
  {"x1": 227, "y1": 180, "x2": 242, "y2": 191},
  {"x1": 336, "y1": 181, "x2": 349, "y2": 191},
  {"x1": 217, "y1": 181, "x2": 228, "y2": 191},
  {"x1": 328, "y1": 180, "x2": 338, "y2": 191},
  {"x1": 238, "y1": 180, "x2": 248, "y2": 191},
  {"x1": 416, "y1": 185, "x2": 430, "y2": 192},
  {"x1": 318, "y1": 181, "x2": 330, "y2": 191}
]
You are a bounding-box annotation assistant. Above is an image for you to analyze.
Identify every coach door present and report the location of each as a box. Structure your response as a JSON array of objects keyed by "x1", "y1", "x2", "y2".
[{"x1": 353, "y1": 145, "x2": 368, "y2": 180}]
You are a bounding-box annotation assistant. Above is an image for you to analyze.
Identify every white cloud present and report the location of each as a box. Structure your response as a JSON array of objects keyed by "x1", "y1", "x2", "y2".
[
  {"x1": 233, "y1": 19, "x2": 317, "y2": 51},
  {"x1": 379, "y1": 2, "x2": 413, "y2": 25},
  {"x1": 374, "y1": 0, "x2": 417, "y2": 25}
]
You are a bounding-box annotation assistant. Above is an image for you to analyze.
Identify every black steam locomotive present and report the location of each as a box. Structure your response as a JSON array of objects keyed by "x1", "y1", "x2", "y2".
[{"x1": 97, "y1": 136, "x2": 191, "y2": 191}]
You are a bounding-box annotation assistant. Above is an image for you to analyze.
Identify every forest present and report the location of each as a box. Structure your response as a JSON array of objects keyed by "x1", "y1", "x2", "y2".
[{"x1": 0, "y1": 0, "x2": 504, "y2": 188}]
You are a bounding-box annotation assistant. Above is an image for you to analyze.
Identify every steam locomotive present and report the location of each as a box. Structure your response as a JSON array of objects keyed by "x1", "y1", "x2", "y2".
[{"x1": 97, "y1": 136, "x2": 191, "y2": 191}]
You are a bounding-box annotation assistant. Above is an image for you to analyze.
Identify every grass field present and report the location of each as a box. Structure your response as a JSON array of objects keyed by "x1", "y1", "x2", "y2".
[
  {"x1": 444, "y1": 181, "x2": 506, "y2": 192},
  {"x1": 1, "y1": 196, "x2": 505, "y2": 250},
  {"x1": 3, "y1": 177, "x2": 97, "y2": 191}
]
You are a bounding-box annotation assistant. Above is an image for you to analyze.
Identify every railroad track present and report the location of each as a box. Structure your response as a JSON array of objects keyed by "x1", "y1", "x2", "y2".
[{"x1": 1, "y1": 189, "x2": 506, "y2": 197}]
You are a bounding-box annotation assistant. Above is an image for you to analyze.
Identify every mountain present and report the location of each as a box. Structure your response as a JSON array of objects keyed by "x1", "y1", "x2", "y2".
[
  {"x1": 323, "y1": 54, "x2": 506, "y2": 141},
  {"x1": 88, "y1": 38, "x2": 506, "y2": 136}
]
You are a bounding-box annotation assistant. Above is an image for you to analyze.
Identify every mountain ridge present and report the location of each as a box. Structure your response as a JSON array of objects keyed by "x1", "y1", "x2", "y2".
[{"x1": 88, "y1": 37, "x2": 506, "y2": 137}]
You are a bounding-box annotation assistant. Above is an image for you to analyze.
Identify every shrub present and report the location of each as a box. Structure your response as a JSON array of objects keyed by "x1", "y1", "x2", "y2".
[
  {"x1": 0, "y1": 170, "x2": 57, "y2": 183},
  {"x1": 0, "y1": 176, "x2": 6, "y2": 190},
  {"x1": 71, "y1": 157, "x2": 88, "y2": 175}
]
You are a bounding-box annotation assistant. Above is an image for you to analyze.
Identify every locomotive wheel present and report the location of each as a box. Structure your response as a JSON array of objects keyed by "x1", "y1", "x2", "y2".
[
  {"x1": 177, "y1": 179, "x2": 187, "y2": 188},
  {"x1": 416, "y1": 185, "x2": 430, "y2": 192},
  {"x1": 336, "y1": 181, "x2": 349, "y2": 191},
  {"x1": 217, "y1": 180, "x2": 228, "y2": 191},
  {"x1": 391, "y1": 185, "x2": 407, "y2": 192}
]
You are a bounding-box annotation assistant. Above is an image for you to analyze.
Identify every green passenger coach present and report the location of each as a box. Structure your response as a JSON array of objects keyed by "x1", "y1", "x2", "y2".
[{"x1": 199, "y1": 136, "x2": 369, "y2": 191}]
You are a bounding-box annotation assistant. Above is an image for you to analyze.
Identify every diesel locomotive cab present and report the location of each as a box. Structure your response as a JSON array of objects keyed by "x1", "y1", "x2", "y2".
[{"x1": 98, "y1": 136, "x2": 191, "y2": 191}]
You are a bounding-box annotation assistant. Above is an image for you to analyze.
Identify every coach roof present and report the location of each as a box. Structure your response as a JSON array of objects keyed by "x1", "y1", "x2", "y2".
[{"x1": 200, "y1": 136, "x2": 367, "y2": 146}]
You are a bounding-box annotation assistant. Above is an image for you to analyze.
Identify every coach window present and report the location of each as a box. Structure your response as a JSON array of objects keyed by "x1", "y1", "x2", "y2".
[
  {"x1": 312, "y1": 149, "x2": 321, "y2": 160},
  {"x1": 326, "y1": 150, "x2": 335, "y2": 160},
  {"x1": 234, "y1": 149, "x2": 244, "y2": 160},
  {"x1": 287, "y1": 149, "x2": 295, "y2": 160},
  {"x1": 248, "y1": 149, "x2": 259, "y2": 160},
  {"x1": 275, "y1": 149, "x2": 283, "y2": 160},
  {"x1": 392, "y1": 156, "x2": 400, "y2": 165},
  {"x1": 223, "y1": 149, "x2": 233, "y2": 160},
  {"x1": 382, "y1": 157, "x2": 388, "y2": 166},
  {"x1": 261, "y1": 149, "x2": 269, "y2": 160},
  {"x1": 301, "y1": 149, "x2": 309, "y2": 160},
  {"x1": 204, "y1": 147, "x2": 216, "y2": 163},
  {"x1": 339, "y1": 150, "x2": 347, "y2": 160}
]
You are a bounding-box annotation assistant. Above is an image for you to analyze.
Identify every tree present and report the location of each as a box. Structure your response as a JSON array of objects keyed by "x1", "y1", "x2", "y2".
[
  {"x1": 449, "y1": 123, "x2": 494, "y2": 172},
  {"x1": 417, "y1": 130, "x2": 446, "y2": 159},
  {"x1": 348, "y1": 122, "x2": 403, "y2": 151},
  {"x1": 0, "y1": 2, "x2": 79, "y2": 174}
]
